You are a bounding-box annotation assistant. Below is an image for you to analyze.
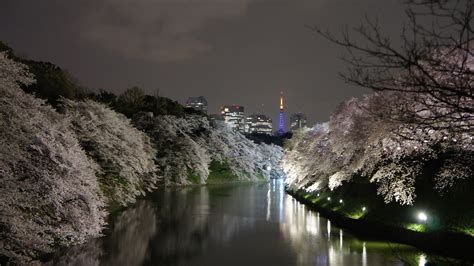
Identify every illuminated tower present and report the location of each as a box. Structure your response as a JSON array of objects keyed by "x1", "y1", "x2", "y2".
[{"x1": 278, "y1": 92, "x2": 285, "y2": 135}]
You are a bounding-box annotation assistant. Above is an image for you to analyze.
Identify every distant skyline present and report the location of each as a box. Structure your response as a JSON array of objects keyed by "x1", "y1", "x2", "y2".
[{"x1": 0, "y1": 0, "x2": 408, "y2": 128}]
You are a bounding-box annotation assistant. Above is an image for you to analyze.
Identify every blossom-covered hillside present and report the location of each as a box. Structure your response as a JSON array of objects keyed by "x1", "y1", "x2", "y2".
[
  {"x1": 283, "y1": 93, "x2": 473, "y2": 205},
  {"x1": 61, "y1": 99, "x2": 159, "y2": 207},
  {"x1": 0, "y1": 52, "x2": 106, "y2": 263},
  {"x1": 134, "y1": 113, "x2": 282, "y2": 185},
  {"x1": 0, "y1": 50, "x2": 282, "y2": 263}
]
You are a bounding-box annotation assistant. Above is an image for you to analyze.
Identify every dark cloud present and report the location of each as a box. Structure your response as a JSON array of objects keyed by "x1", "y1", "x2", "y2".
[
  {"x1": 80, "y1": 0, "x2": 253, "y2": 62},
  {"x1": 0, "y1": 0, "x2": 406, "y2": 128}
]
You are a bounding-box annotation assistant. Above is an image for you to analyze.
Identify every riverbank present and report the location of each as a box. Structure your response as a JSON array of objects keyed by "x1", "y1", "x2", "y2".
[
  {"x1": 0, "y1": 44, "x2": 283, "y2": 264},
  {"x1": 286, "y1": 187, "x2": 474, "y2": 262}
]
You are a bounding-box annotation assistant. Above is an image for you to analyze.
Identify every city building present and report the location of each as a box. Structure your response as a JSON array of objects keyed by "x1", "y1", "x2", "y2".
[
  {"x1": 290, "y1": 113, "x2": 308, "y2": 131},
  {"x1": 185, "y1": 96, "x2": 208, "y2": 113},
  {"x1": 208, "y1": 114, "x2": 224, "y2": 122},
  {"x1": 245, "y1": 114, "x2": 273, "y2": 135},
  {"x1": 278, "y1": 92, "x2": 285, "y2": 135},
  {"x1": 221, "y1": 105, "x2": 245, "y2": 132}
]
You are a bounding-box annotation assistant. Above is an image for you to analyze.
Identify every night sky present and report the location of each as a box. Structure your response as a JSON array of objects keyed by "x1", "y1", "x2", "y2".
[{"x1": 0, "y1": 0, "x2": 406, "y2": 128}]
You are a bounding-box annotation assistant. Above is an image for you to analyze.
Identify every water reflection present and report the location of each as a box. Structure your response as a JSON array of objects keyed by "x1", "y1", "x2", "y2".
[
  {"x1": 276, "y1": 179, "x2": 415, "y2": 266},
  {"x1": 48, "y1": 200, "x2": 156, "y2": 266},
  {"x1": 50, "y1": 179, "x2": 430, "y2": 265}
]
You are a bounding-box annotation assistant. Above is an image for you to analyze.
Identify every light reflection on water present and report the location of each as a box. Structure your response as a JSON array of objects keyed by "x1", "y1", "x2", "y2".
[{"x1": 49, "y1": 179, "x2": 430, "y2": 266}]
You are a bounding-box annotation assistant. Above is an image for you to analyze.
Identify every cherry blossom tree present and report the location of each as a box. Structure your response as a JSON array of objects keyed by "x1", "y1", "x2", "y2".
[
  {"x1": 0, "y1": 50, "x2": 283, "y2": 263},
  {"x1": 0, "y1": 52, "x2": 106, "y2": 263},
  {"x1": 61, "y1": 99, "x2": 159, "y2": 207},
  {"x1": 283, "y1": 92, "x2": 473, "y2": 205},
  {"x1": 133, "y1": 113, "x2": 282, "y2": 185}
]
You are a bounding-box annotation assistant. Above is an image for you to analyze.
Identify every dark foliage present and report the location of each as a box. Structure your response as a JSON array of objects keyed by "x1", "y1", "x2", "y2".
[
  {"x1": 1, "y1": 41, "x2": 190, "y2": 118},
  {"x1": 22, "y1": 60, "x2": 81, "y2": 105},
  {"x1": 244, "y1": 132, "x2": 293, "y2": 147},
  {"x1": 0, "y1": 41, "x2": 82, "y2": 106},
  {"x1": 88, "y1": 87, "x2": 186, "y2": 118}
]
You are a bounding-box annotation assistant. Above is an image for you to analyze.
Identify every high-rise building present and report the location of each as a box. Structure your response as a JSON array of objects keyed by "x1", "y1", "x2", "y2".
[
  {"x1": 221, "y1": 105, "x2": 245, "y2": 132},
  {"x1": 278, "y1": 92, "x2": 285, "y2": 135},
  {"x1": 245, "y1": 114, "x2": 273, "y2": 135},
  {"x1": 185, "y1": 96, "x2": 208, "y2": 113},
  {"x1": 290, "y1": 113, "x2": 308, "y2": 131}
]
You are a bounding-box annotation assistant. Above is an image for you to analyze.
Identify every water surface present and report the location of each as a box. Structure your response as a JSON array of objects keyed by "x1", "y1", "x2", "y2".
[{"x1": 51, "y1": 179, "x2": 431, "y2": 265}]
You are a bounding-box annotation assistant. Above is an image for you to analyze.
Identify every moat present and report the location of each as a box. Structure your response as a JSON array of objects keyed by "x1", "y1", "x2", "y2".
[{"x1": 46, "y1": 179, "x2": 438, "y2": 265}]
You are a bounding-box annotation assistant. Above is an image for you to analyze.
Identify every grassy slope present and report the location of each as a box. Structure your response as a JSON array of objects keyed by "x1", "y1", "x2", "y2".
[
  {"x1": 187, "y1": 160, "x2": 267, "y2": 185},
  {"x1": 294, "y1": 175, "x2": 474, "y2": 237}
]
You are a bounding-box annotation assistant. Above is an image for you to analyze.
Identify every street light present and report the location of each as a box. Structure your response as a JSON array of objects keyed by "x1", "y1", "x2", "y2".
[{"x1": 417, "y1": 212, "x2": 428, "y2": 223}]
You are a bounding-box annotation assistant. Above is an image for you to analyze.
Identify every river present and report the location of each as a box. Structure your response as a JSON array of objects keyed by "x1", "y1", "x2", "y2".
[{"x1": 49, "y1": 179, "x2": 431, "y2": 265}]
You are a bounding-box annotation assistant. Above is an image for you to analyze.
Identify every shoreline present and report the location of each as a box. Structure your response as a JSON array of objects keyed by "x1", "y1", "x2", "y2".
[{"x1": 286, "y1": 189, "x2": 474, "y2": 262}]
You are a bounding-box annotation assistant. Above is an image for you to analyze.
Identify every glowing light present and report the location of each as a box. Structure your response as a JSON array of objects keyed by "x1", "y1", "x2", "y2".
[
  {"x1": 327, "y1": 197, "x2": 331, "y2": 201},
  {"x1": 327, "y1": 220, "x2": 331, "y2": 237},
  {"x1": 280, "y1": 93, "x2": 284, "y2": 110},
  {"x1": 362, "y1": 242, "x2": 367, "y2": 266},
  {"x1": 306, "y1": 181, "x2": 320, "y2": 192},
  {"x1": 317, "y1": 193, "x2": 320, "y2": 197},
  {"x1": 417, "y1": 212, "x2": 428, "y2": 222},
  {"x1": 419, "y1": 254, "x2": 427, "y2": 266},
  {"x1": 278, "y1": 92, "x2": 285, "y2": 134},
  {"x1": 266, "y1": 165, "x2": 272, "y2": 171},
  {"x1": 339, "y1": 229, "x2": 343, "y2": 250},
  {"x1": 266, "y1": 186, "x2": 271, "y2": 221},
  {"x1": 339, "y1": 199, "x2": 343, "y2": 203},
  {"x1": 306, "y1": 213, "x2": 318, "y2": 235},
  {"x1": 362, "y1": 207, "x2": 366, "y2": 211}
]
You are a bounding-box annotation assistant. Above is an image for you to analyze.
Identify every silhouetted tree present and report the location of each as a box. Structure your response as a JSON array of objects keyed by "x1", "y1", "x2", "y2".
[
  {"x1": 116, "y1": 86, "x2": 145, "y2": 117},
  {"x1": 96, "y1": 89, "x2": 117, "y2": 105},
  {"x1": 310, "y1": 0, "x2": 473, "y2": 134},
  {"x1": 0, "y1": 42, "x2": 82, "y2": 105}
]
